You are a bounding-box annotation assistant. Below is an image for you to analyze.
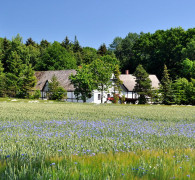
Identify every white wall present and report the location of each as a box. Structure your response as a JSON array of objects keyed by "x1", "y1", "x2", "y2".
[{"x1": 66, "y1": 89, "x2": 113, "y2": 104}]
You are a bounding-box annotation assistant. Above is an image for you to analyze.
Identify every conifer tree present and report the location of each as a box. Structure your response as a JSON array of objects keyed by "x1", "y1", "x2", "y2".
[
  {"x1": 61, "y1": 36, "x2": 71, "y2": 50},
  {"x1": 160, "y1": 65, "x2": 174, "y2": 105},
  {"x1": 133, "y1": 64, "x2": 152, "y2": 104},
  {"x1": 0, "y1": 60, "x2": 6, "y2": 96},
  {"x1": 48, "y1": 75, "x2": 67, "y2": 100},
  {"x1": 97, "y1": 44, "x2": 107, "y2": 56},
  {"x1": 25, "y1": 38, "x2": 36, "y2": 47},
  {"x1": 18, "y1": 64, "x2": 37, "y2": 97}
]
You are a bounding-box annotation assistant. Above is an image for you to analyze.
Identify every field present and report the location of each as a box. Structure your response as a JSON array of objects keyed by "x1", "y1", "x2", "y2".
[{"x1": 0, "y1": 99, "x2": 194, "y2": 179}]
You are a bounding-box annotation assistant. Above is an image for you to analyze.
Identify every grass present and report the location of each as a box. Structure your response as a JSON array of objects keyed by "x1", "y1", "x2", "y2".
[{"x1": 0, "y1": 99, "x2": 194, "y2": 179}]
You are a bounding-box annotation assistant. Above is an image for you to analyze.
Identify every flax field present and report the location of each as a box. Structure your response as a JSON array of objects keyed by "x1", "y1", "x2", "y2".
[{"x1": 0, "y1": 99, "x2": 194, "y2": 179}]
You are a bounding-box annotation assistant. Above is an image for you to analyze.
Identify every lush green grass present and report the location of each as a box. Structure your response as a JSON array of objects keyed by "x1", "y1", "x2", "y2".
[{"x1": 0, "y1": 99, "x2": 194, "y2": 179}]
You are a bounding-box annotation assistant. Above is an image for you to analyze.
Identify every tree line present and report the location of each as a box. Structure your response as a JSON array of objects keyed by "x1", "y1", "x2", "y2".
[{"x1": 0, "y1": 27, "x2": 194, "y2": 104}]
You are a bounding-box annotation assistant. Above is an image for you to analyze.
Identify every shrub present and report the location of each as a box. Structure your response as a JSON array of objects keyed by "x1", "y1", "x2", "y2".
[
  {"x1": 121, "y1": 95, "x2": 126, "y2": 104},
  {"x1": 49, "y1": 87, "x2": 67, "y2": 101},
  {"x1": 112, "y1": 94, "x2": 119, "y2": 104}
]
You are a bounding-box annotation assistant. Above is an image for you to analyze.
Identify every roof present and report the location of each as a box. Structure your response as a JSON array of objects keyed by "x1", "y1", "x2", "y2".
[
  {"x1": 34, "y1": 70, "x2": 160, "y2": 92},
  {"x1": 35, "y1": 70, "x2": 76, "y2": 91},
  {"x1": 119, "y1": 74, "x2": 160, "y2": 91}
]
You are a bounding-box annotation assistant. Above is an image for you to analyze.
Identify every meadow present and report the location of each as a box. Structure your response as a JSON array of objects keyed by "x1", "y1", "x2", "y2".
[{"x1": 0, "y1": 99, "x2": 194, "y2": 179}]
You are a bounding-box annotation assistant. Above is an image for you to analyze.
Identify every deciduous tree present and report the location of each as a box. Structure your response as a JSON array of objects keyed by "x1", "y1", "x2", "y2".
[
  {"x1": 90, "y1": 59, "x2": 113, "y2": 103},
  {"x1": 69, "y1": 65, "x2": 94, "y2": 102}
]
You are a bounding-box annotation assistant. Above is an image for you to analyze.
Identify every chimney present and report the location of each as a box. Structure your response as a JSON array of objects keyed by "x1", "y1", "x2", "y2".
[{"x1": 125, "y1": 70, "x2": 129, "y2": 75}]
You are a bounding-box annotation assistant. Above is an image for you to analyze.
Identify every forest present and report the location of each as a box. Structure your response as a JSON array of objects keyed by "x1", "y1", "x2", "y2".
[{"x1": 0, "y1": 27, "x2": 194, "y2": 104}]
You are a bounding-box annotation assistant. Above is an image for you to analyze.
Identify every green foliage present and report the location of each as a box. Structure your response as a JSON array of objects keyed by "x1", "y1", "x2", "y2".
[
  {"x1": 181, "y1": 58, "x2": 195, "y2": 79},
  {"x1": 133, "y1": 64, "x2": 152, "y2": 104},
  {"x1": 99, "y1": 55, "x2": 119, "y2": 68},
  {"x1": 114, "y1": 33, "x2": 140, "y2": 73},
  {"x1": 121, "y1": 95, "x2": 126, "y2": 104},
  {"x1": 40, "y1": 39, "x2": 50, "y2": 49},
  {"x1": 25, "y1": 37, "x2": 36, "y2": 47},
  {"x1": 112, "y1": 93, "x2": 119, "y2": 104},
  {"x1": 97, "y1": 43, "x2": 107, "y2": 56},
  {"x1": 5, "y1": 73, "x2": 18, "y2": 97},
  {"x1": 17, "y1": 64, "x2": 37, "y2": 98},
  {"x1": 29, "y1": 90, "x2": 41, "y2": 99},
  {"x1": 172, "y1": 78, "x2": 195, "y2": 105},
  {"x1": 112, "y1": 28, "x2": 195, "y2": 80},
  {"x1": 0, "y1": 29, "x2": 195, "y2": 104},
  {"x1": 69, "y1": 65, "x2": 94, "y2": 102},
  {"x1": 113, "y1": 64, "x2": 123, "y2": 93},
  {"x1": 0, "y1": 60, "x2": 6, "y2": 97},
  {"x1": 151, "y1": 89, "x2": 162, "y2": 104},
  {"x1": 109, "y1": 36, "x2": 123, "y2": 51},
  {"x1": 48, "y1": 75, "x2": 67, "y2": 100},
  {"x1": 181, "y1": 37, "x2": 195, "y2": 60},
  {"x1": 73, "y1": 36, "x2": 82, "y2": 53},
  {"x1": 82, "y1": 47, "x2": 98, "y2": 64},
  {"x1": 36, "y1": 41, "x2": 77, "y2": 70},
  {"x1": 160, "y1": 65, "x2": 174, "y2": 105},
  {"x1": 90, "y1": 59, "x2": 113, "y2": 103}
]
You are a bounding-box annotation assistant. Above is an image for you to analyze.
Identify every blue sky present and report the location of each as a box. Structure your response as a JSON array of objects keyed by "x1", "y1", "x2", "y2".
[{"x1": 1, "y1": 0, "x2": 195, "y2": 49}]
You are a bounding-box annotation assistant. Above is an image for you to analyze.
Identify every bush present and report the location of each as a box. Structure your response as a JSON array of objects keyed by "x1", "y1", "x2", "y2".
[
  {"x1": 49, "y1": 87, "x2": 67, "y2": 101},
  {"x1": 121, "y1": 95, "x2": 126, "y2": 104},
  {"x1": 30, "y1": 90, "x2": 41, "y2": 99},
  {"x1": 112, "y1": 94, "x2": 119, "y2": 104}
]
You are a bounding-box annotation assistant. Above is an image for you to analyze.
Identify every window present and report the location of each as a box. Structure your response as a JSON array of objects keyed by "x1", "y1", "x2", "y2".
[
  {"x1": 107, "y1": 94, "x2": 110, "y2": 98},
  {"x1": 98, "y1": 94, "x2": 101, "y2": 100}
]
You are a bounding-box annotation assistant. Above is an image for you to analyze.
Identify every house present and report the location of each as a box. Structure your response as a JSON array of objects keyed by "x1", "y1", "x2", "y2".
[
  {"x1": 118, "y1": 70, "x2": 160, "y2": 103},
  {"x1": 35, "y1": 70, "x2": 112, "y2": 103},
  {"x1": 34, "y1": 70, "x2": 160, "y2": 103}
]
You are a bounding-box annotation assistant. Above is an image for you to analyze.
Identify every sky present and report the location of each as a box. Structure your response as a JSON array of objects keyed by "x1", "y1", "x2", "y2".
[{"x1": 1, "y1": 0, "x2": 195, "y2": 49}]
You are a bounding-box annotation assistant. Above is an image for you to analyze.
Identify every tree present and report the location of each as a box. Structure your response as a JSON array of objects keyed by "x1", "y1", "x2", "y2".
[
  {"x1": 160, "y1": 65, "x2": 174, "y2": 105},
  {"x1": 172, "y1": 78, "x2": 195, "y2": 105},
  {"x1": 100, "y1": 55, "x2": 119, "y2": 67},
  {"x1": 40, "y1": 39, "x2": 50, "y2": 49},
  {"x1": 97, "y1": 44, "x2": 107, "y2": 56},
  {"x1": 69, "y1": 65, "x2": 95, "y2": 102},
  {"x1": 113, "y1": 64, "x2": 122, "y2": 94},
  {"x1": 17, "y1": 64, "x2": 37, "y2": 98},
  {"x1": 48, "y1": 75, "x2": 67, "y2": 100},
  {"x1": 0, "y1": 60, "x2": 6, "y2": 97},
  {"x1": 90, "y1": 59, "x2": 113, "y2": 103},
  {"x1": 25, "y1": 38, "x2": 36, "y2": 47},
  {"x1": 115, "y1": 33, "x2": 140, "y2": 73},
  {"x1": 61, "y1": 36, "x2": 73, "y2": 51},
  {"x1": 109, "y1": 37, "x2": 123, "y2": 51},
  {"x1": 73, "y1": 36, "x2": 82, "y2": 53},
  {"x1": 1, "y1": 38, "x2": 11, "y2": 72},
  {"x1": 172, "y1": 78, "x2": 189, "y2": 104},
  {"x1": 181, "y1": 58, "x2": 195, "y2": 79},
  {"x1": 181, "y1": 37, "x2": 195, "y2": 60},
  {"x1": 36, "y1": 41, "x2": 77, "y2": 70},
  {"x1": 82, "y1": 47, "x2": 98, "y2": 64},
  {"x1": 133, "y1": 64, "x2": 152, "y2": 104},
  {"x1": 186, "y1": 79, "x2": 195, "y2": 105}
]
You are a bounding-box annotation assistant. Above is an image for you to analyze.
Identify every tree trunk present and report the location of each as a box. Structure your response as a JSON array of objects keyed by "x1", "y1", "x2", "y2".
[{"x1": 101, "y1": 84, "x2": 104, "y2": 103}]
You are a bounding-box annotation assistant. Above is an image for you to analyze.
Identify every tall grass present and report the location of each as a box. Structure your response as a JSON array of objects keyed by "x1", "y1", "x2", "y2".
[{"x1": 0, "y1": 100, "x2": 194, "y2": 179}]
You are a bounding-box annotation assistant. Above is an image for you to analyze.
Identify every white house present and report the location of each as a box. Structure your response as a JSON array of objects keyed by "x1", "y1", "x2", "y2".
[
  {"x1": 118, "y1": 70, "x2": 160, "y2": 103},
  {"x1": 34, "y1": 70, "x2": 160, "y2": 103}
]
